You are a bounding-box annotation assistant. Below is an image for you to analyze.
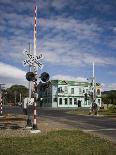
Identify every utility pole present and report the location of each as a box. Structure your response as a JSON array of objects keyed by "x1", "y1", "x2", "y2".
[
  {"x1": 92, "y1": 62, "x2": 97, "y2": 115},
  {"x1": 92, "y1": 62, "x2": 95, "y2": 102},
  {"x1": 89, "y1": 62, "x2": 96, "y2": 115}
]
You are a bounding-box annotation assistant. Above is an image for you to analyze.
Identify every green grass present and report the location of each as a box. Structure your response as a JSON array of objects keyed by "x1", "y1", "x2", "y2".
[
  {"x1": 98, "y1": 109, "x2": 116, "y2": 116},
  {"x1": 67, "y1": 108, "x2": 116, "y2": 116},
  {"x1": 67, "y1": 108, "x2": 90, "y2": 115},
  {"x1": 0, "y1": 130, "x2": 116, "y2": 155}
]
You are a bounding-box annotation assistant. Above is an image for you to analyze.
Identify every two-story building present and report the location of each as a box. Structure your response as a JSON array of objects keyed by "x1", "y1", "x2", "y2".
[{"x1": 38, "y1": 80, "x2": 101, "y2": 108}]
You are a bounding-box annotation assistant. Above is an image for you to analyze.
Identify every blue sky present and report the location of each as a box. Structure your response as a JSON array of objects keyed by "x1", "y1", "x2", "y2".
[{"x1": 0, "y1": 0, "x2": 116, "y2": 91}]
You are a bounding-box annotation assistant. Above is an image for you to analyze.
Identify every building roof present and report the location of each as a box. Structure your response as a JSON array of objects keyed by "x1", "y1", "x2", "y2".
[
  {"x1": 51, "y1": 80, "x2": 101, "y2": 87},
  {"x1": 51, "y1": 80, "x2": 89, "y2": 87}
]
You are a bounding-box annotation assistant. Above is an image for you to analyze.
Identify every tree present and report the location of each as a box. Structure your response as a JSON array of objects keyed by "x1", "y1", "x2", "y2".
[
  {"x1": 102, "y1": 90, "x2": 116, "y2": 109},
  {"x1": 6, "y1": 85, "x2": 28, "y2": 105}
]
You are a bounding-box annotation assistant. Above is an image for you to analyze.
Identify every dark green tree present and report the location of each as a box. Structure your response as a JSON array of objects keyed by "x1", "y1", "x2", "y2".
[
  {"x1": 102, "y1": 90, "x2": 116, "y2": 108},
  {"x1": 6, "y1": 85, "x2": 28, "y2": 105}
]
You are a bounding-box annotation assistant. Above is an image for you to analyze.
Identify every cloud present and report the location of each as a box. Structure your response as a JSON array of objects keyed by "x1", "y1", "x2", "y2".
[
  {"x1": 51, "y1": 0, "x2": 70, "y2": 10},
  {"x1": 101, "y1": 83, "x2": 116, "y2": 91},
  {"x1": 0, "y1": 0, "x2": 115, "y2": 68},
  {"x1": 52, "y1": 74, "x2": 87, "y2": 82},
  {"x1": 0, "y1": 62, "x2": 27, "y2": 87},
  {"x1": 109, "y1": 39, "x2": 116, "y2": 49},
  {"x1": 41, "y1": 43, "x2": 116, "y2": 67},
  {"x1": 0, "y1": 0, "x2": 115, "y2": 89},
  {"x1": 40, "y1": 17, "x2": 101, "y2": 40}
]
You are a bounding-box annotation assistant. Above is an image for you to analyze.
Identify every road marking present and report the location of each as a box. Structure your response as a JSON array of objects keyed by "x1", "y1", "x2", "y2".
[{"x1": 82, "y1": 128, "x2": 116, "y2": 132}]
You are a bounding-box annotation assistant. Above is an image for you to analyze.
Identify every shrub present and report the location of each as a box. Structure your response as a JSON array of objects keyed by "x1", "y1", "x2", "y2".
[{"x1": 108, "y1": 105, "x2": 116, "y2": 113}]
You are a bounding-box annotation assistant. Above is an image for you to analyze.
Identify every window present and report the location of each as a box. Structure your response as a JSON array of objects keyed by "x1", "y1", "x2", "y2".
[
  {"x1": 86, "y1": 89, "x2": 88, "y2": 93},
  {"x1": 59, "y1": 98, "x2": 62, "y2": 105},
  {"x1": 58, "y1": 87, "x2": 64, "y2": 93},
  {"x1": 64, "y1": 98, "x2": 68, "y2": 105},
  {"x1": 71, "y1": 88, "x2": 74, "y2": 94},
  {"x1": 79, "y1": 88, "x2": 82, "y2": 94},
  {"x1": 64, "y1": 86, "x2": 68, "y2": 94},
  {"x1": 97, "y1": 89, "x2": 100, "y2": 95},
  {"x1": 74, "y1": 98, "x2": 77, "y2": 105},
  {"x1": 54, "y1": 98, "x2": 57, "y2": 102},
  {"x1": 44, "y1": 98, "x2": 47, "y2": 103},
  {"x1": 78, "y1": 100, "x2": 81, "y2": 107},
  {"x1": 98, "y1": 99, "x2": 100, "y2": 104},
  {"x1": 69, "y1": 98, "x2": 72, "y2": 105}
]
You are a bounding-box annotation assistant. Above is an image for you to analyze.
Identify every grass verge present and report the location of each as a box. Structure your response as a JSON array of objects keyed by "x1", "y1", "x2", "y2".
[
  {"x1": 67, "y1": 108, "x2": 116, "y2": 116},
  {"x1": 67, "y1": 108, "x2": 90, "y2": 115},
  {"x1": 0, "y1": 130, "x2": 116, "y2": 155}
]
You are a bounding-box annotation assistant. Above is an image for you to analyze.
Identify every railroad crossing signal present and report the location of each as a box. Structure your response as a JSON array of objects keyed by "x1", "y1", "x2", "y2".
[
  {"x1": 37, "y1": 72, "x2": 50, "y2": 92},
  {"x1": 26, "y1": 72, "x2": 36, "y2": 81},
  {"x1": 23, "y1": 49, "x2": 44, "y2": 69},
  {"x1": 40, "y1": 72, "x2": 50, "y2": 82}
]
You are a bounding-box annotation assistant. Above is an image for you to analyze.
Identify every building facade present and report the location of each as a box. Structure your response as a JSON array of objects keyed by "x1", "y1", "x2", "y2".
[{"x1": 38, "y1": 80, "x2": 101, "y2": 108}]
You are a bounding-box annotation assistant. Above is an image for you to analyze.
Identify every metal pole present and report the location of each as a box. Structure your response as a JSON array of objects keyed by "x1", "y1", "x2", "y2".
[
  {"x1": 93, "y1": 62, "x2": 95, "y2": 101},
  {"x1": 0, "y1": 84, "x2": 5, "y2": 116},
  {"x1": 32, "y1": 1, "x2": 38, "y2": 130},
  {"x1": 92, "y1": 62, "x2": 97, "y2": 115},
  {"x1": 32, "y1": 79, "x2": 38, "y2": 129},
  {"x1": 0, "y1": 94, "x2": 2, "y2": 116},
  {"x1": 26, "y1": 43, "x2": 32, "y2": 128},
  {"x1": 89, "y1": 62, "x2": 95, "y2": 115},
  {"x1": 28, "y1": 43, "x2": 32, "y2": 100},
  {"x1": 20, "y1": 93, "x2": 21, "y2": 104}
]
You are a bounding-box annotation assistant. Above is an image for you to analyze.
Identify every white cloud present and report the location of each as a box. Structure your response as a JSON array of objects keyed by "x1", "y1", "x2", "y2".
[
  {"x1": 0, "y1": 3, "x2": 115, "y2": 68},
  {"x1": 0, "y1": 0, "x2": 115, "y2": 90},
  {"x1": 0, "y1": 62, "x2": 26, "y2": 79},
  {"x1": 40, "y1": 17, "x2": 101, "y2": 39},
  {"x1": 42, "y1": 45, "x2": 116, "y2": 67},
  {"x1": 109, "y1": 39, "x2": 116, "y2": 49},
  {"x1": 51, "y1": 0, "x2": 69, "y2": 10},
  {"x1": 0, "y1": 62, "x2": 27, "y2": 87},
  {"x1": 112, "y1": 27, "x2": 116, "y2": 32},
  {"x1": 101, "y1": 83, "x2": 116, "y2": 91}
]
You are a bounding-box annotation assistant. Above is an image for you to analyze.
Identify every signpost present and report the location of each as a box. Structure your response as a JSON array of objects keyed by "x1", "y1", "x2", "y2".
[
  {"x1": 23, "y1": 1, "x2": 43, "y2": 133},
  {"x1": 0, "y1": 84, "x2": 5, "y2": 117},
  {"x1": 0, "y1": 95, "x2": 3, "y2": 116},
  {"x1": 23, "y1": 48, "x2": 43, "y2": 132},
  {"x1": 23, "y1": 51, "x2": 44, "y2": 69},
  {"x1": 88, "y1": 62, "x2": 97, "y2": 115},
  {"x1": 23, "y1": 1, "x2": 50, "y2": 133}
]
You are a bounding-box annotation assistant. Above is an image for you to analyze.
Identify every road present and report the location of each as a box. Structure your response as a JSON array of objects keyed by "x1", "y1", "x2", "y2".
[{"x1": 3, "y1": 105, "x2": 116, "y2": 143}]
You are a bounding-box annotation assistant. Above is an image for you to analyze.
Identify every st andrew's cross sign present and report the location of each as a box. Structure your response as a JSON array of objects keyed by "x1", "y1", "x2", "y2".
[{"x1": 23, "y1": 49, "x2": 44, "y2": 69}]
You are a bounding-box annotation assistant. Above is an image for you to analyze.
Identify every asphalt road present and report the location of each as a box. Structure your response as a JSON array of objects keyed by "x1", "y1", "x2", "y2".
[{"x1": 2, "y1": 105, "x2": 116, "y2": 143}]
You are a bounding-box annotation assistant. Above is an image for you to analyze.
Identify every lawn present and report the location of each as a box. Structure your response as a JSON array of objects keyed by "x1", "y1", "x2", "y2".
[
  {"x1": 0, "y1": 130, "x2": 116, "y2": 155},
  {"x1": 67, "y1": 107, "x2": 116, "y2": 116},
  {"x1": 67, "y1": 108, "x2": 90, "y2": 115}
]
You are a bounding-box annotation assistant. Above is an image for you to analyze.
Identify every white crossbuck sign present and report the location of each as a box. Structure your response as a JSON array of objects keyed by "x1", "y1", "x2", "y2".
[{"x1": 23, "y1": 50, "x2": 44, "y2": 69}]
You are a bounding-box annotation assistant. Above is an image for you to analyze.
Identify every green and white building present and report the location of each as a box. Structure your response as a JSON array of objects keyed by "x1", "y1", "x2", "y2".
[{"x1": 38, "y1": 80, "x2": 101, "y2": 108}]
